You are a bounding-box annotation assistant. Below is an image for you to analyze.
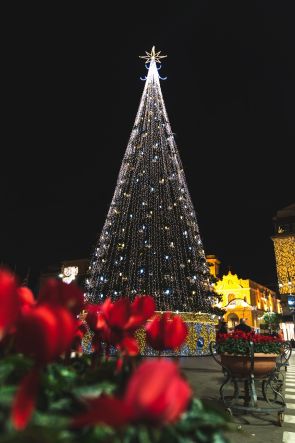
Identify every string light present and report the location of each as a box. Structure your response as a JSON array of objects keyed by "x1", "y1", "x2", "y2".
[
  {"x1": 134, "y1": 314, "x2": 216, "y2": 356},
  {"x1": 273, "y1": 236, "x2": 295, "y2": 295}
]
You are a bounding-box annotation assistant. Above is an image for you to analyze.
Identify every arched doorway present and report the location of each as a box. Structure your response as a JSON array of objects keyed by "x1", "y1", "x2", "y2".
[{"x1": 227, "y1": 313, "x2": 239, "y2": 329}]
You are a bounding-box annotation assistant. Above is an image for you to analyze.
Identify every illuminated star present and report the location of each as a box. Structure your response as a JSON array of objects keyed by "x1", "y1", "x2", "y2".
[{"x1": 139, "y1": 46, "x2": 167, "y2": 63}]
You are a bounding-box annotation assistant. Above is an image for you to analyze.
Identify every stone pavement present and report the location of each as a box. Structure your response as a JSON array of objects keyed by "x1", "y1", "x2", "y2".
[{"x1": 179, "y1": 350, "x2": 295, "y2": 443}]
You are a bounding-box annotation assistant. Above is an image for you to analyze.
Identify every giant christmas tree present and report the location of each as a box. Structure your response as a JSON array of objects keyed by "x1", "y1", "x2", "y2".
[{"x1": 86, "y1": 48, "x2": 213, "y2": 313}]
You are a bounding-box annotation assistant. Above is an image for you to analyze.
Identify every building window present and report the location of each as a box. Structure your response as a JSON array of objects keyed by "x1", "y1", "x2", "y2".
[{"x1": 228, "y1": 293, "x2": 235, "y2": 304}]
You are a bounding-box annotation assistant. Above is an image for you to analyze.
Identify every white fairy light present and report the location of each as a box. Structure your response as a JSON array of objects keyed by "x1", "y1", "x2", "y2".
[{"x1": 85, "y1": 48, "x2": 212, "y2": 313}]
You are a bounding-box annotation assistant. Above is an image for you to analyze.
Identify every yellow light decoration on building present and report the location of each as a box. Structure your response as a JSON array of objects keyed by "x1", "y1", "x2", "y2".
[
  {"x1": 213, "y1": 270, "x2": 281, "y2": 329},
  {"x1": 272, "y1": 236, "x2": 295, "y2": 294}
]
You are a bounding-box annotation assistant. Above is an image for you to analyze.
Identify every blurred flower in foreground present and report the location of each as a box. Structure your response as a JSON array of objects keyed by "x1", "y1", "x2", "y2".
[
  {"x1": 0, "y1": 269, "x2": 20, "y2": 340},
  {"x1": 73, "y1": 359, "x2": 191, "y2": 428},
  {"x1": 37, "y1": 278, "x2": 85, "y2": 316},
  {"x1": 0, "y1": 271, "x2": 82, "y2": 431},
  {"x1": 85, "y1": 295, "x2": 156, "y2": 357},
  {"x1": 146, "y1": 312, "x2": 188, "y2": 351}
]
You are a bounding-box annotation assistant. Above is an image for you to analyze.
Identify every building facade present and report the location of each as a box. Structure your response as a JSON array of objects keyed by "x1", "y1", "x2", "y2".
[
  {"x1": 213, "y1": 270, "x2": 282, "y2": 330},
  {"x1": 40, "y1": 258, "x2": 89, "y2": 289}
]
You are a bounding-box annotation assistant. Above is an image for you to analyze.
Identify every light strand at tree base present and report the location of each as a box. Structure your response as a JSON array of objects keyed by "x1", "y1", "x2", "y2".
[
  {"x1": 137, "y1": 312, "x2": 217, "y2": 356},
  {"x1": 82, "y1": 312, "x2": 218, "y2": 357}
]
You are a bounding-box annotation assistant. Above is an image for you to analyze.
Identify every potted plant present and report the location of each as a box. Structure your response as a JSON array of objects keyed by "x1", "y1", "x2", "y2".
[
  {"x1": 261, "y1": 312, "x2": 282, "y2": 334},
  {"x1": 0, "y1": 268, "x2": 233, "y2": 443},
  {"x1": 215, "y1": 330, "x2": 283, "y2": 377}
]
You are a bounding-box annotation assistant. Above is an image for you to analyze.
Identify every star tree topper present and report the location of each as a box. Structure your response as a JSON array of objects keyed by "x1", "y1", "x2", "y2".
[{"x1": 139, "y1": 46, "x2": 167, "y2": 63}]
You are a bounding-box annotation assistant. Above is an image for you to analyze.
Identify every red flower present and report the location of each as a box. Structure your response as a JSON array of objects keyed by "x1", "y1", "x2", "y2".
[
  {"x1": 11, "y1": 367, "x2": 40, "y2": 431},
  {"x1": 87, "y1": 295, "x2": 155, "y2": 356},
  {"x1": 4, "y1": 276, "x2": 83, "y2": 431},
  {"x1": 17, "y1": 286, "x2": 36, "y2": 315},
  {"x1": 14, "y1": 304, "x2": 77, "y2": 364},
  {"x1": 73, "y1": 359, "x2": 191, "y2": 428},
  {"x1": 85, "y1": 303, "x2": 102, "y2": 331},
  {"x1": 0, "y1": 268, "x2": 20, "y2": 340},
  {"x1": 125, "y1": 359, "x2": 191, "y2": 424},
  {"x1": 117, "y1": 336, "x2": 139, "y2": 356},
  {"x1": 11, "y1": 305, "x2": 78, "y2": 430},
  {"x1": 101, "y1": 295, "x2": 155, "y2": 333},
  {"x1": 146, "y1": 312, "x2": 188, "y2": 351},
  {"x1": 38, "y1": 278, "x2": 84, "y2": 316},
  {"x1": 102, "y1": 297, "x2": 130, "y2": 330},
  {"x1": 127, "y1": 295, "x2": 156, "y2": 330}
]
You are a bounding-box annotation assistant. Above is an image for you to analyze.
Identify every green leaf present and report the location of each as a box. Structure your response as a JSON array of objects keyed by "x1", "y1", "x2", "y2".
[
  {"x1": 33, "y1": 411, "x2": 69, "y2": 429},
  {"x1": 0, "y1": 385, "x2": 17, "y2": 407},
  {"x1": 0, "y1": 363, "x2": 14, "y2": 383},
  {"x1": 0, "y1": 355, "x2": 33, "y2": 386},
  {"x1": 91, "y1": 425, "x2": 117, "y2": 442},
  {"x1": 72, "y1": 381, "x2": 116, "y2": 398},
  {"x1": 138, "y1": 426, "x2": 152, "y2": 443},
  {"x1": 48, "y1": 398, "x2": 72, "y2": 413}
]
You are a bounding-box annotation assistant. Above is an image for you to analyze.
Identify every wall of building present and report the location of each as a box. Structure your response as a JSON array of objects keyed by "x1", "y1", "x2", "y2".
[{"x1": 213, "y1": 270, "x2": 281, "y2": 330}]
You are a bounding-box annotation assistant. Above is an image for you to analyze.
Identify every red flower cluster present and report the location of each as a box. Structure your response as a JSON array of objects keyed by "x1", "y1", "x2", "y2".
[
  {"x1": 0, "y1": 267, "x2": 190, "y2": 432},
  {"x1": 0, "y1": 268, "x2": 83, "y2": 430},
  {"x1": 216, "y1": 329, "x2": 283, "y2": 356},
  {"x1": 85, "y1": 298, "x2": 189, "y2": 357},
  {"x1": 73, "y1": 359, "x2": 192, "y2": 428},
  {"x1": 251, "y1": 334, "x2": 283, "y2": 344},
  {"x1": 0, "y1": 270, "x2": 32, "y2": 339},
  {"x1": 217, "y1": 330, "x2": 282, "y2": 344},
  {"x1": 86, "y1": 295, "x2": 156, "y2": 356}
]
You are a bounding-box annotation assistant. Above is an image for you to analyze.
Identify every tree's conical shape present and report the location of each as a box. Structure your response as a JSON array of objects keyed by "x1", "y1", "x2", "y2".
[{"x1": 86, "y1": 55, "x2": 212, "y2": 312}]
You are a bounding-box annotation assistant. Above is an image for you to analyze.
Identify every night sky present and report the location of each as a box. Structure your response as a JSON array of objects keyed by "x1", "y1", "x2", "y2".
[{"x1": 2, "y1": 2, "x2": 294, "y2": 292}]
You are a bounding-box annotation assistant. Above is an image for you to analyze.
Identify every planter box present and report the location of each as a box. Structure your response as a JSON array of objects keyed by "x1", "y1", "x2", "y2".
[{"x1": 221, "y1": 353, "x2": 277, "y2": 378}]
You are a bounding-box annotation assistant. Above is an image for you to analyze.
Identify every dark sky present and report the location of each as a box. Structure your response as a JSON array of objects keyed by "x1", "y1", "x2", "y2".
[{"x1": 1, "y1": 1, "x2": 294, "y2": 292}]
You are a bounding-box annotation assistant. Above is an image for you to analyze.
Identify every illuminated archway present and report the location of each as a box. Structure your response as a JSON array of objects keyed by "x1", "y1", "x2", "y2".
[{"x1": 227, "y1": 313, "x2": 239, "y2": 329}]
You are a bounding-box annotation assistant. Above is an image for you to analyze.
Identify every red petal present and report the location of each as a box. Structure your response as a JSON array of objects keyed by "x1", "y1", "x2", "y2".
[
  {"x1": 54, "y1": 307, "x2": 77, "y2": 356},
  {"x1": 157, "y1": 374, "x2": 192, "y2": 423},
  {"x1": 128, "y1": 295, "x2": 156, "y2": 328},
  {"x1": 72, "y1": 395, "x2": 130, "y2": 428},
  {"x1": 38, "y1": 279, "x2": 84, "y2": 315},
  {"x1": 15, "y1": 306, "x2": 59, "y2": 363},
  {"x1": 118, "y1": 336, "x2": 139, "y2": 356},
  {"x1": 17, "y1": 286, "x2": 35, "y2": 307},
  {"x1": 60, "y1": 282, "x2": 85, "y2": 315},
  {"x1": 38, "y1": 278, "x2": 59, "y2": 303},
  {"x1": 15, "y1": 305, "x2": 77, "y2": 363},
  {"x1": 165, "y1": 316, "x2": 188, "y2": 349},
  {"x1": 104, "y1": 298, "x2": 131, "y2": 329},
  {"x1": 85, "y1": 304, "x2": 102, "y2": 331},
  {"x1": 124, "y1": 359, "x2": 191, "y2": 424},
  {"x1": 0, "y1": 268, "x2": 19, "y2": 339},
  {"x1": 11, "y1": 367, "x2": 40, "y2": 430},
  {"x1": 146, "y1": 315, "x2": 164, "y2": 350},
  {"x1": 116, "y1": 357, "x2": 124, "y2": 373},
  {"x1": 146, "y1": 313, "x2": 187, "y2": 351}
]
